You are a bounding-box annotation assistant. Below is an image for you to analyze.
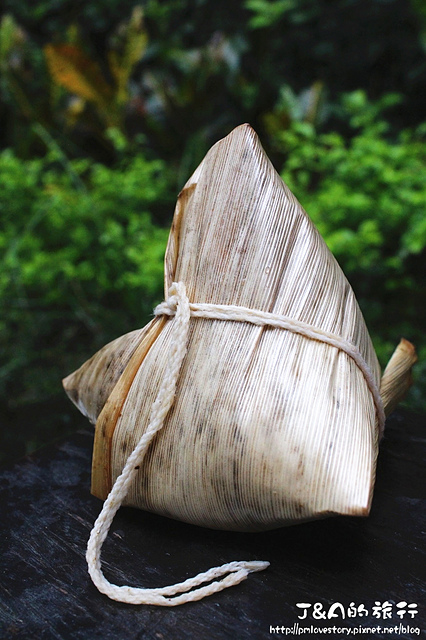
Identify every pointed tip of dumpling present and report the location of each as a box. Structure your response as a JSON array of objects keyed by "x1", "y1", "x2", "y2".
[
  {"x1": 231, "y1": 122, "x2": 257, "y2": 135},
  {"x1": 380, "y1": 338, "x2": 417, "y2": 417},
  {"x1": 62, "y1": 357, "x2": 102, "y2": 425},
  {"x1": 339, "y1": 491, "x2": 373, "y2": 519},
  {"x1": 326, "y1": 449, "x2": 376, "y2": 520},
  {"x1": 213, "y1": 122, "x2": 262, "y2": 158},
  {"x1": 62, "y1": 371, "x2": 82, "y2": 413},
  {"x1": 62, "y1": 328, "x2": 148, "y2": 425}
]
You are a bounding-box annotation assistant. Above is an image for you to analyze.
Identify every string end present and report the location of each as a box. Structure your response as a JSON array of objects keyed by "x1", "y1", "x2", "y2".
[{"x1": 243, "y1": 560, "x2": 270, "y2": 573}]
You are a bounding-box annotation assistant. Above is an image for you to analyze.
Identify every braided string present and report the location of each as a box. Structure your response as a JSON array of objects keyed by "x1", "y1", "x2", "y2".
[
  {"x1": 87, "y1": 280, "x2": 384, "y2": 606},
  {"x1": 86, "y1": 282, "x2": 269, "y2": 606}
]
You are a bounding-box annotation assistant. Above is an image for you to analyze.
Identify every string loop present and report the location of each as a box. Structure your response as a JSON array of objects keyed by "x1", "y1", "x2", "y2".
[
  {"x1": 86, "y1": 282, "x2": 269, "y2": 606},
  {"x1": 87, "y1": 280, "x2": 384, "y2": 606}
]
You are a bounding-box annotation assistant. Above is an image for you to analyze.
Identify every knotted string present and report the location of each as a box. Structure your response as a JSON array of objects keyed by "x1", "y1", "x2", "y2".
[
  {"x1": 86, "y1": 280, "x2": 384, "y2": 606},
  {"x1": 86, "y1": 282, "x2": 269, "y2": 606}
]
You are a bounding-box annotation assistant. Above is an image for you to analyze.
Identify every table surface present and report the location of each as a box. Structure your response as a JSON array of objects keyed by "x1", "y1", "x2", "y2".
[{"x1": 0, "y1": 409, "x2": 424, "y2": 640}]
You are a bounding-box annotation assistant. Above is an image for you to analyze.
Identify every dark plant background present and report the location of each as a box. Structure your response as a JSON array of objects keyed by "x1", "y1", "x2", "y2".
[{"x1": 1, "y1": 0, "x2": 425, "y2": 464}]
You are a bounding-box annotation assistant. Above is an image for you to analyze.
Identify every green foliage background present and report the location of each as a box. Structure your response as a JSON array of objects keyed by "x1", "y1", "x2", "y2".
[{"x1": 0, "y1": 0, "x2": 425, "y2": 463}]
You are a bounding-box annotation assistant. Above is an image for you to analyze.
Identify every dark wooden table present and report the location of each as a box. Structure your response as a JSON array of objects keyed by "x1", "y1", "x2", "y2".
[{"x1": 0, "y1": 410, "x2": 424, "y2": 640}]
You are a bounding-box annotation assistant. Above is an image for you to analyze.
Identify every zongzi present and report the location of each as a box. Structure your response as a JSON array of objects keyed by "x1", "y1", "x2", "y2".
[{"x1": 63, "y1": 124, "x2": 416, "y2": 605}]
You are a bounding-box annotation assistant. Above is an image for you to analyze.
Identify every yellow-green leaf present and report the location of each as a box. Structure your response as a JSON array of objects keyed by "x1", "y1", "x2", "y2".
[
  {"x1": 108, "y1": 6, "x2": 148, "y2": 106},
  {"x1": 44, "y1": 43, "x2": 113, "y2": 107}
]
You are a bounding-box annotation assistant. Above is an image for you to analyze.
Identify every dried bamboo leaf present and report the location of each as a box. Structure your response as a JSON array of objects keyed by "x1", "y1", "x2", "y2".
[
  {"x1": 63, "y1": 324, "x2": 153, "y2": 424},
  {"x1": 380, "y1": 338, "x2": 417, "y2": 417}
]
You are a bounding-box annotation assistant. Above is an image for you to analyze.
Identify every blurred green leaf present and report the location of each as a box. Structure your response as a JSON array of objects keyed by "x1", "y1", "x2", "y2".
[{"x1": 245, "y1": 0, "x2": 298, "y2": 28}]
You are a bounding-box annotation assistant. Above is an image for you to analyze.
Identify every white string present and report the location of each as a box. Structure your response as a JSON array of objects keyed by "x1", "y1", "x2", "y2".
[
  {"x1": 155, "y1": 289, "x2": 385, "y2": 438},
  {"x1": 87, "y1": 280, "x2": 384, "y2": 607},
  {"x1": 86, "y1": 282, "x2": 269, "y2": 606}
]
